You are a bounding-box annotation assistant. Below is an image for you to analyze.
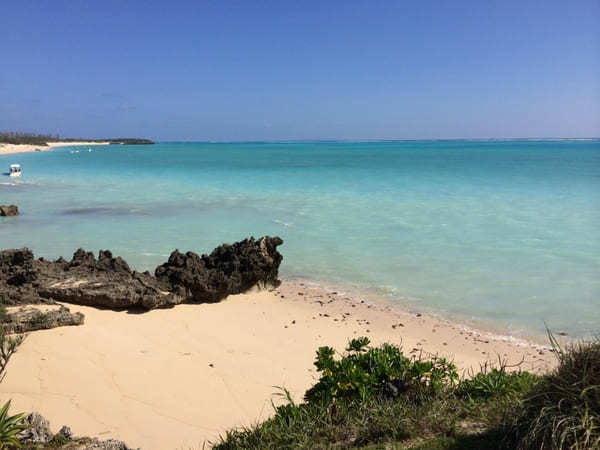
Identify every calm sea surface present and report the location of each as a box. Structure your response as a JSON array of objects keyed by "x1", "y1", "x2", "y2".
[{"x1": 1, "y1": 141, "x2": 598, "y2": 337}]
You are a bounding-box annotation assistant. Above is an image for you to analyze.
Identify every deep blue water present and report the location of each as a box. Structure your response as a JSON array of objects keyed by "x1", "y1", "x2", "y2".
[{"x1": 1, "y1": 140, "x2": 599, "y2": 337}]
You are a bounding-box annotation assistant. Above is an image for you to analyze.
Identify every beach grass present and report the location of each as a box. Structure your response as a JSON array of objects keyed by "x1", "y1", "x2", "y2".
[
  {"x1": 502, "y1": 335, "x2": 600, "y2": 449},
  {"x1": 214, "y1": 336, "x2": 599, "y2": 449}
]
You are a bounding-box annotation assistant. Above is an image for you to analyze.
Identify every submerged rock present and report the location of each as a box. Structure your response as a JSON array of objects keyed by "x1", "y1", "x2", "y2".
[
  {"x1": 0, "y1": 236, "x2": 283, "y2": 310},
  {"x1": 0, "y1": 204, "x2": 19, "y2": 216}
]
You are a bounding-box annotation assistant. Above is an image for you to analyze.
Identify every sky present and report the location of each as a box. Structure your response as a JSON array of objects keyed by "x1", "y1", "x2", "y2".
[{"x1": 1, "y1": 0, "x2": 599, "y2": 141}]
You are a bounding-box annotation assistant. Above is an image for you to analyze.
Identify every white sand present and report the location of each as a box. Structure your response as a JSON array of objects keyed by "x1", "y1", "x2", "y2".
[
  {"x1": 0, "y1": 141, "x2": 109, "y2": 156},
  {"x1": 1, "y1": 282, "x2": 557, "y2": 449}
]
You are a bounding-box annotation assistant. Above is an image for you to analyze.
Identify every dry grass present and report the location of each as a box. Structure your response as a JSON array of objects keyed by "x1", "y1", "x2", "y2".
[{"x1": 506, "y1": 335, "x2": 600, "y2": 450}]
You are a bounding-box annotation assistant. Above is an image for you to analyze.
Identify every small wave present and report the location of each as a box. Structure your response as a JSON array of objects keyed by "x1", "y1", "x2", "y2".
[
  {"x1": 274, "y1": 219, "x2": 294, "y2": 227},
  {"x1": 61, "y1": 207, "x2": 150, "y2": 216},
  {"x1": 379, "y1": 285, "x2": 398, "y2": 295}
]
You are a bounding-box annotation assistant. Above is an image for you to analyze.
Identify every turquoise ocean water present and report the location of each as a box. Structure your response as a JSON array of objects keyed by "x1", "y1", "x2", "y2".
[{"x1": 1, "y1": 141, "x2": 598, "y2": 337}]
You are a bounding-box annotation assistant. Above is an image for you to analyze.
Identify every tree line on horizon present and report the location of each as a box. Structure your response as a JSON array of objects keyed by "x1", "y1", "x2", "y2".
[
  {"x1": 0, "y1": 132, "x2": 56, "y2": 146},
  {"x1": 0, "y1": 132, "x2": 153, "y2": 145}
]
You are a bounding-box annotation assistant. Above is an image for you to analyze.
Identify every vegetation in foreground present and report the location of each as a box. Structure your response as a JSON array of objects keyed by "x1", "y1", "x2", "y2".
[
  {"x1": 0, "y1": 296, "x2": 597, "y2": 449},
  {"x1": 504, "y1": 334, "x2": 600, "y2": 449},
  {"x1": 215, "y1": 335, "x2": 599, "y2": 450},
  {"x1": 0, "y1": 304, "x2": 27, "y2": 449}
]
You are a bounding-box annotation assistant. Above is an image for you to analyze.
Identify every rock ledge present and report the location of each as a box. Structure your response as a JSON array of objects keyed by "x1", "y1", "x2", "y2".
[{"x1": 0, "y1": 236, "x2": 283, "y2": 311}]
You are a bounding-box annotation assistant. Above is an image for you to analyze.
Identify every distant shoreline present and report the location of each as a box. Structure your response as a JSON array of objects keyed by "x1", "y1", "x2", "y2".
[
  {"x1": 0, "y1": 141, "x2": 110, "y2": 156},
  {"x1": 2, "y1": 138, "x2": 597, "y2": 154}
]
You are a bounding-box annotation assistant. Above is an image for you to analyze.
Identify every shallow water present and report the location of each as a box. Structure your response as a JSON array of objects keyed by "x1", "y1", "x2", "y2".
[{"x1": 1, "y1": 140, "x2": 598, "y2": 337}]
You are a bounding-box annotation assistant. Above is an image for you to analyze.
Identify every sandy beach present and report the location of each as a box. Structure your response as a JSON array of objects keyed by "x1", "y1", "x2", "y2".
[
  {"x1": 0, "y1": 141, "x2": 109, "y2": 155},
  {"x1": 1, "y1": 280, "x2": 556, "y2": 450}
]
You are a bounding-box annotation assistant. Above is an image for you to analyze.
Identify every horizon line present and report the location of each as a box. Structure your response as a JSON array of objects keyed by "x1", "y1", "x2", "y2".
[{"x1": 155, "y1": 137, "x2": 600, "y2": 143}]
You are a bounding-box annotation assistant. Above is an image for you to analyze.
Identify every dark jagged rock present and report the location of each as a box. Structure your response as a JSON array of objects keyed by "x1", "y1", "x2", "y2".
[
  {"x1": 97, "y1": 250, "x2": 131, "y2": 273},
  {"x1": 0, "y1": 236, "x2": 283, "y2": 311},
  {"x1": 0, "y1": 248, "x2": 53, "y2": 306},
  {"x1": 0, "y1": 248, "x2": 36, "y2": 286},
  {"x1": 67, "y1": 249, "x2": 131, "y2": 273},
  {"x1": 36, "y1": 249, "x2": 182, "y2": 310},
  {"x1": 0, "y1": 204, "x2": 19, "y2": 216},
  {"x1": 0, "y1": 247, "x2": 178, "y2": 310},
  {"x1": 2, "y1": 306, "x2": 84, "y2": 333},
  {"x1": 155, "y1": 236, "x2": 283, "y2": 302},
  {"x1": 68, "y1": 248, "x2": 97, "y2": 268}
]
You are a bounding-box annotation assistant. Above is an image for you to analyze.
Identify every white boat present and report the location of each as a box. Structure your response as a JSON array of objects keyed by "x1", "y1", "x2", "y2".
[{"x1": 9, "y1": 164, "x2": 22, "y2": 177}]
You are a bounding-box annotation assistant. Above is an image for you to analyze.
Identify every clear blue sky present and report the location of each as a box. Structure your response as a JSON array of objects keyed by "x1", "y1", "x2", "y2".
[{"x1": 1, "y1": 0, "x2": 599, "y2": 140}]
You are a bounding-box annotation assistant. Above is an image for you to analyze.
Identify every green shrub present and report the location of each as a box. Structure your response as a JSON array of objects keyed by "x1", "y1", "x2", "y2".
[
  {"x1": 214, "y1": 389, "x2": 463, "y2": 449},
  {"x1": 305, "y1": 337, "x2": 458, "y2": 404},
  {"x1": 48, "y1": 433, "x2": 70, "y2": 446},
  {"x1": 506, "y1": 336, "x2": 600, "y2": 449},
  {"x1": 458, "y1": 368, "x2": 540, "y2": 401},
  {"x1": 214, "y1": 339, "x2": 461, "y2": 449},
  {"x1": 216, "y1": 335, "x2": 599, "y2": 449},
  {"x1": 0, "y1": 400, "x2": 27, "y2": 449},
  {"x1": 0, "y1": 304, "x2": 27, "y2": 449}
]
